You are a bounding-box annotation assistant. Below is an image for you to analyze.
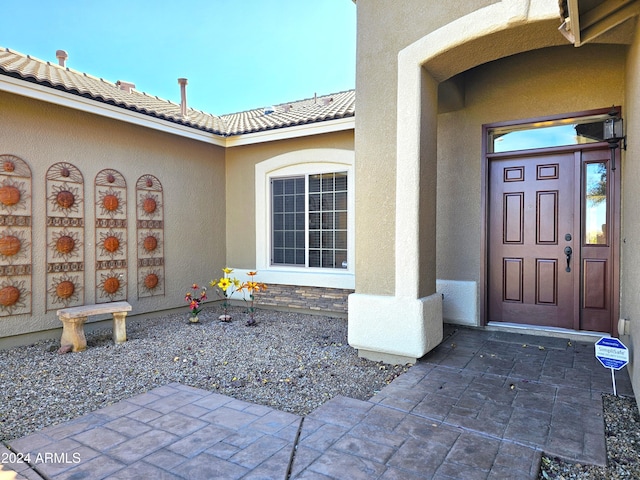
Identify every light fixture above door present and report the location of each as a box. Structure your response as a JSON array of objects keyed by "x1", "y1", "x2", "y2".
[{"x1": 604, "y1": 107, "x2": 626, "y2": 171}]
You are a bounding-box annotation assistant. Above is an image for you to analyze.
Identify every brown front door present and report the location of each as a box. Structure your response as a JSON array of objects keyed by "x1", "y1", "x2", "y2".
[{"x1": 488, "y1": 147, "x2": 618, "y2": 333}]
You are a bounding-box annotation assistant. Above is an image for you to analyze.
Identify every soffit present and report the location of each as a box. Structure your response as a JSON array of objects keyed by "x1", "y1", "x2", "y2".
[
  {"x1": 559, "y1": 0, "x2": 640, "y2": 46},
  {"x1": 425, "y1": 18, "x2": 569, "y2": 83}
]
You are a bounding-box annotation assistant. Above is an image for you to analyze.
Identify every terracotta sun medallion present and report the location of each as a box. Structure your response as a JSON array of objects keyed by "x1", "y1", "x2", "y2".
[
  {"x1": 143, "y1": 197, "x2": 157, "y2": 214},
  {"x1": 103, "y1": 194, "x2": 119, "y2": 212},
  {"x1": 56, "y1": 190, "x2": 75, "y2": 209},
  {"x1": 0, "y1": 286, "x2": 20, "y2": 307},
  {"x1": 56, "y1": 235, "x2": 75, "y2": 255},
  {"x1": 0, "y1": 185, "x2": 21, "y2": 206},
  {"x1": 103, "y1": 276, "x2": 120, "y2": 294},
  {"x1": 56, "y1": 280, "x2": 75, "y2": 299},
  {"x1": 103, "y1": 236, "x2": 120, "y2": 253},
  {"x1": 0, "y1": 235, "x2": 21, "y2": 256},
  {"x1": 144, "y1": 273, "x2": 159, "y2": 289},
  {"x1": 3, "y1": 160, "x2": 15, "y2": 172},
  {"x1": 143, "y1": 235, "x2": 157, "y2": 252}
]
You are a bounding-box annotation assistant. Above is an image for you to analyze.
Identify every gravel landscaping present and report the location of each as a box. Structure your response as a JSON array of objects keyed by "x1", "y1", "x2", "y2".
[
  {"x1": 1, "y1": 306, "x2": 638, "y2": 479},
  {"x1": 0, "y1": 306, "x2": 408, "y2": 442}
]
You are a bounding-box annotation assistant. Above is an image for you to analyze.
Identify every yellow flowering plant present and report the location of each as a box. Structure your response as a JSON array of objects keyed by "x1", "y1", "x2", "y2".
[
  {"x1": 209, "y1": 267, "x2": 241, "y2": 321},
  {"x1": 236, "y1": 271, "x2": 267, "y2": 326}
]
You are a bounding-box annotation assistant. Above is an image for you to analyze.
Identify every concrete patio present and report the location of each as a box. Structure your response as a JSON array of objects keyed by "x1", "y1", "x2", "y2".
[{"x1": 1, "y1": 326, "x2": 633, "y2": 479}]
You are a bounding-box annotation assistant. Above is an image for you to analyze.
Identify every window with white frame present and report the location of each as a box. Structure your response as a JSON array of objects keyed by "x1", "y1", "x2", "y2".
[
  {"x1": 271, "y1": 171, "x2": 348, "y2": 269},
  {"x1": 255, "y1": 150, "x2": 354, "y2": 289}
]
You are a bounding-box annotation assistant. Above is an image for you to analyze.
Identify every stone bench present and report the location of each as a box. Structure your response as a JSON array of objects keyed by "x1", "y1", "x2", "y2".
[{"x1": 57, "y1": 301, "x2": 132, "y2": 352}]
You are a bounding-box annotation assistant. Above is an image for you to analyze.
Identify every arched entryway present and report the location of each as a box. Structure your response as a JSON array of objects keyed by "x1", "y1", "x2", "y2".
[{"x1": 350, "y1": 0, "x2": 629, "y2": 362}]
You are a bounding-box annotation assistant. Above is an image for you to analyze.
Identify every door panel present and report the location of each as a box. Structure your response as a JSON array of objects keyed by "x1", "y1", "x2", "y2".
[
  {"x1": 537, "y1": 191, "x2": 558, "y2": 244},
  {"x1": 489, "y1": 153, "x2": 576, "y2": 328},
  {"x1": 504, "y1": 194, "x2": 523, "y2": 243},
  {"x1": 503, "y1": 258, "x2": 523, "y2": 302},
  {"x1": 583, "y1": 259, "x2": 606, "y2": 309},
  {"x1": 536, "y1": 259, "x2": 557, "y2": 305}
]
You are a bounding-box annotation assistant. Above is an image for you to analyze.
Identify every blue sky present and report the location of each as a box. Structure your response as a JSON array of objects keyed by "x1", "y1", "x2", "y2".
[{"x1": 2, "y1": 0, "x2": 356, "y2": 115}]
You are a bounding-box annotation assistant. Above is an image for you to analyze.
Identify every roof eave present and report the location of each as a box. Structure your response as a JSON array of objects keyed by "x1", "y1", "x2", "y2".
[
  {"x1": 224, "y1": 114, "x2": 355, "y2": 147},
  {"x1": 0, "y1": 72, "x2": 227, "y2": 146},
  {"x1": 0, "y1": 70, "x2": 355, "y2": 147}
]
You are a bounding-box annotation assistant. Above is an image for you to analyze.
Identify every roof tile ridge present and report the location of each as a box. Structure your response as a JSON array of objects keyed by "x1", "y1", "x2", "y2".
[{"x1": 217, "y1": 115, "x2": 233, "y2": 135}]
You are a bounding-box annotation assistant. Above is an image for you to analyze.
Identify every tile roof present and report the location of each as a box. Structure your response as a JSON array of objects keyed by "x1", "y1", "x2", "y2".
[
  {"x1": 222, "y1": 90, "x2": 356, "y2": 136},
  {"x1": 0, "y1": 47, "x2": 355, "y2": 137}
]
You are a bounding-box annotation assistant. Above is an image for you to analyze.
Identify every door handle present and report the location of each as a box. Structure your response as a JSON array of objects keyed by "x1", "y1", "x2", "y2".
[{"x1": 564, "y1": 246, "x2": 572, "y2": 272}]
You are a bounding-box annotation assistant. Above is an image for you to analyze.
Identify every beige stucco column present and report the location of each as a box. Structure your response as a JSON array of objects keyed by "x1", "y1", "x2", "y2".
[
  {"x1": 349, "y1": 0, "x2": 559, "y2": 363},
  {"x1": 349, "y1": 61, "x2": 443, "y2": 364}
]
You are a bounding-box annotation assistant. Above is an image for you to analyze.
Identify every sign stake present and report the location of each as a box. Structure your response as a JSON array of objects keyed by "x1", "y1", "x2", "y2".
[{"x1": 611, "y1": 368, "x2": 617, "y2": 396}]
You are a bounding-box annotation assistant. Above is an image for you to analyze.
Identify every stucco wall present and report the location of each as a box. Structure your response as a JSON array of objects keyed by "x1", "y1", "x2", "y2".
[
  {"x1": 623, "y1": 25, "x2": 640, "y2": 408},
  {"x1": 355, "y1": 0, "x2": 482, "y2": 296},
  {"x1": 355, "y1": 0, "x2": 563, "y2": 296},
  {"x1": 356, "y1": 0, "x2": 628, "y2": 300},
  {"x1": 0, "y1": 92, "x2": 226, "y2": 340},
  {"x1": 437, "y1": 44, "x2": 626, "y2": 284},
  {"x1": 224, "y1": 131, "x2": 354, "y2": 269}
]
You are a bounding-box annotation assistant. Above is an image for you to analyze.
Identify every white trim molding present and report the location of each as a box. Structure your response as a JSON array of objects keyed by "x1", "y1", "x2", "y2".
[
  {"x1": 225, "y1": 117, "x2": 355, "y2": 147},
  {"x1": 255, "y1": 148, "x2": 355, "y2": 289},
  {"x1": 227, "y1": 268, "x2": 353, "y2": 290}
]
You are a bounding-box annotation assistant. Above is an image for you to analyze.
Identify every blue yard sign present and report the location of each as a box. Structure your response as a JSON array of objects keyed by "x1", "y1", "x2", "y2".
[
  {"x1": 595, "y1": 337, "x2": 629, "y2": 396},
  {"x1": 595, "y1": 337, "x2": 629, "y2": 370}
]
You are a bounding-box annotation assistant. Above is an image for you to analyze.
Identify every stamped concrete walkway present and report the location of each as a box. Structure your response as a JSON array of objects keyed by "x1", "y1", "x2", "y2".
[{"x1": 2, "y1": 326, "x2": 634, "y2": 479}]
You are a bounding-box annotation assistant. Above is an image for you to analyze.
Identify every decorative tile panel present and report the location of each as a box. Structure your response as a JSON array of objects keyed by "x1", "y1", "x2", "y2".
[
  {"x1": 95, "y1": 169, "x2": 127, "y2": 303},
  {"x1": 0, "y1": 155, "x2": 32, "y2": 316},
  {"x1": 136, "y1": 175, "x2": 164, "y2": 298},
  {"x1": 46, "y1": 162, "x2": 84, "y2": 310}
]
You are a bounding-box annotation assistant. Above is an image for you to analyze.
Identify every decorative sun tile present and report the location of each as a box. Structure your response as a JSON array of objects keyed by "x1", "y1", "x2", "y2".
[
  {"x1": 0, "y1": 155, "x2": 32, "y2": 316},
  {"x1": 95, "y1": 169, "x2": 127, "y2": 303},
  {"x1": 46, "y1": 162, "x2": 84, "y2": 310},
  {"x1": 136, "y1": 175, "x2": 164, "y2": 298}
]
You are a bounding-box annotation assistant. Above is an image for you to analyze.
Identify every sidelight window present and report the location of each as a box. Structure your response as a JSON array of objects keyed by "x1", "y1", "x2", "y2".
[{"x1": 584, "y1": 162, "x2": 608, "y2": 245}]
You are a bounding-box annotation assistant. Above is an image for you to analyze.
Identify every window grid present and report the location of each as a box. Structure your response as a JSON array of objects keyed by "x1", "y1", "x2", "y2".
[
  {"x1": 271, "y1": 172, "x2": 347, "y2": 269},
  {"x1": 271, "y1": 177, "x2": 305, "y2": 266},
  {"x1": 308, "y1": 172, "x2": 347, "y2": 268}
]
